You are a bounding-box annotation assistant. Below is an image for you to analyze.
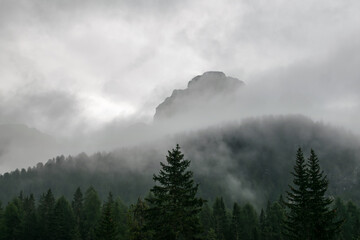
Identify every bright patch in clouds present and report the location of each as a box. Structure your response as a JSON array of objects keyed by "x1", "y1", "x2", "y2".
[
  {"x1": 82, "y1": 95, "x2": 136, "y2": 126},
  {"x1": 325, "y1": 96, "x2": 359, "y2": 111}
]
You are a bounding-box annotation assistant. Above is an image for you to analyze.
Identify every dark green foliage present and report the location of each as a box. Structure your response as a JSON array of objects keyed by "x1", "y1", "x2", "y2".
[
  {"x1": 284, "y1": 148, "x2": 311, "y2": 239},
  {"x1": 20, "y1": 194, "x2": 38, "y2": 240},
  {"x1": 38, "y1": 189, "x2": 55, "y2": 240},
  {"x1": 128, "y1": 198, "x2": 152, "y2": 240},
  {"x1": 113, "y1": 197, "x2": 128, "y2": 240},
  {"x1": 259, "y1": 208, "x2": 266, "y2": 239},
  {"x1": 1, "y1": 187, "x2": 360, "y2": 240},
  {"x1": 206, "y1": 228, "x2": 217, "y2": 240},
  {"x1": 230, "y1": 202, "x2": 242, "y2": 240},
  {"x1": 53, "y1": 196, "x2": 76, "y2": 240},
  {"x1": 83, "y1": 186, "x2": 101, "y2": 240},
  {"x1": 96, "y1": 192, "x2": 117, "y2": 240},
  {"x1": 307, "y1": 149, "x2": 342, "y2": 239},
  {"x1": 213, "y1": 197, "x2": 228, "y2": 240},
  {"x1": 334, "y1": 198, "x2": 360, "y2": 240},
  {"x1": 345, "y1": 201, "x2": 360, "y2": 239},
  {"x1": 0, "y1": 202, "x2": 4, "y2": 240},
  {"x1": 72, "y1": 187, "x2": 84, "y2": 240},
  {"x1": 146, "y1": 144, "x2": 204, "y2": 240},
  {"x1": 3, "y1": 200, "x2": 22, "y2": 240},
  {"x1": 334, "y1": 198, "x2": 349, "y2": 239},
  {"x1": 285, "y1": 149, "x2": 342, "y2": 240},
  {"x1": 263, "y1": 201, "x2": 285, "y2": 240},
  {"x1": 242, "y1": 203, "x2": 259, "y2": 240},
  {"x1": 199, "y1": 203, "x2": 213, "y2": 238}
]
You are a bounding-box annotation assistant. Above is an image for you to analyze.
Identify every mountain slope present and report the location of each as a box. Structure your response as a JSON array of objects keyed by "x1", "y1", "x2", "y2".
[
  {"x1": 1, "y1": 115, "x2": 359, "y2": 207},
  {"x1": 0, "y1": 124, "x2": 62, "y2": 171}
]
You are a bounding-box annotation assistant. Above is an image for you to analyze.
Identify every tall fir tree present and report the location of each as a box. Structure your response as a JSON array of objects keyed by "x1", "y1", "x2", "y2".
[
  {"x1": 38, "y1": 189, "x2": 56, "y2": 240},
  {"x1": 128, "y1": 198, "x2": 152, "y2": 240},
  {"x1": 146, "y1": 144, "x2": 204, "y2": 240},
  {"x1": 112, "y1": 197, "x2": 128, "y2": 240},
  {"x1": 83, "y1": 186, "x2": 101, "y2": 240},
  {"x1": 230, "y1": 202, "x2": 242, "y2": 240},
  {"x1": 206, "y1": 228, "x2": 217, "y2": 240},
  {"x1": 284, "y1": 148, "x2": 311, "y2": 240},
  {"x1": 348, "y1": 201, "x2": 360, "y2": 239},
  {"x1": 72, "y1": 187, "x2": 84, "y2": 239},
  {"x1": 199, "y1": 203, "x2": 214, "y2": 238},
  {"x1": 259, "y1": 208, "x2": 266, "y2": 240},
  {"x1": 307, "y1": 149, "x2": 342, "y2": 239},
  {"x1": 213, "y1": 197, "x2": 228, "y2": 240},
  {"x1": 53, "y1": 196, "x2": 76, "y2": 240},
  {"x1": 20, "y1": 194, "x2": 38, "y2": 240},
  {"x1": 241, "y1": 203, "x2": 259, "y2": 240},
  {"x1": 265, "y1": 201, "x2": 285, "y2": 240},
  {"x1": 0, "y1": 201, "x2": 4, "y2": 240},
  {"x1": 3, "y1": 200, "x2": 22, "y2": 240},
  {"x1": 96, "y1": 192, "x2": 117, "y2": 240},
  {"x1": 285, "y1": 148, "x2": 342, "y2": 239}
]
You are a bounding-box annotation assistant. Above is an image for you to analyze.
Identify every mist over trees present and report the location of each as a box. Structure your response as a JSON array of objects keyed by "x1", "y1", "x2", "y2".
[{"x1": 1, "y1": 115, "x2": 360, "y2": 207}]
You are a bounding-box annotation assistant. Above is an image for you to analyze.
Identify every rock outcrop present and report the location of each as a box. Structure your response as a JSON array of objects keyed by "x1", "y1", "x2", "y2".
[{"x1": 154, "y1": 71, "x2": 244, "y2": 121}]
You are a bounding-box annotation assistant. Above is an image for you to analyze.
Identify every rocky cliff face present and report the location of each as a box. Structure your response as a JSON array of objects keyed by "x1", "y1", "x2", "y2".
[{"x1": 154, "y1": 71, "x2": 244, "y2": 122}]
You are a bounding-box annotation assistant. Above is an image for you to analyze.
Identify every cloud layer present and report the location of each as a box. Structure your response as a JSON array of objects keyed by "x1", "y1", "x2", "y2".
[{"x1": 1, "y1": 0, "x2": 360, "y2": 136}]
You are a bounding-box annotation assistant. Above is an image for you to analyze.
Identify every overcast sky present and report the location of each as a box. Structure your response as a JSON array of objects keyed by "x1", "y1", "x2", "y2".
[{"x1": 1, "y1": 0, "x2": 360, "y2": 136}]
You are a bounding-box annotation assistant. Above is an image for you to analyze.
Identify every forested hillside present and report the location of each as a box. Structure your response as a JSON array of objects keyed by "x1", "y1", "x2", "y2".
[
  {"x1": 1, "y1": 146, "x2": 360, "y2": 240},
  {"x1": 1, "y1": 115, "x2": 359, "y2": 207}
]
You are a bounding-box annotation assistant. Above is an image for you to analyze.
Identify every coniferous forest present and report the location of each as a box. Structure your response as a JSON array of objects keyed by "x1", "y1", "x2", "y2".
[
  {"x1": 2, "y1": 1, "x2": 360, "y2": 239},
  {"x1": 1, "y1": 145, "x2": 360, "y2": 240}
]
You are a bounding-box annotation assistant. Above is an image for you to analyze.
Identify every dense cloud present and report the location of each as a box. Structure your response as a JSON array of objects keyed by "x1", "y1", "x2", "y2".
[
  {"x1": 1, "y1": 0, "x2": 360, "y2": 133},
  {"x1": 0, "y1": 0, "x2": 360, "y2": 172}
]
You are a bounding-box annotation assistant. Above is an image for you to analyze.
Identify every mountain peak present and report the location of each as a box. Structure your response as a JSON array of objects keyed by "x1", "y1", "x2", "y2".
[
  {"x1": 154, "y1": 71, "x2": 244, "y2": 122},
  {"x1": 187, "y1": 71, "x2": 242, "y2": 90}
]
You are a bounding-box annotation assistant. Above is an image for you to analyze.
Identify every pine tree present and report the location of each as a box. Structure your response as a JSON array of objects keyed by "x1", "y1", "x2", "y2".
[
  {"x1": 265, "y1": 202, "x2": 285, "y2": 240},
  {"x1": 285, "y1": 148, "x2": 343, "y2": 239},
  {"x1": 83, "y1": 186, "x2": 101, "y2": 240},
  {"x1": 0, "y1": 201, "x2": 5, "y2": 240},
  {"x1": 20, "y1": 194, "x2": 38, "y2": 240},
  {"x1": 96, "y1": 192, "x2": 117, "y2": 240},
  {"x1": 242, "y1": 203, "x2": 259, "y2": 240},
  {"x1": 206, "y1": 228, "x2": 217, "y2": 240},
  {"x1": 346, "y1": 201, "x2": 360, "y2": 240},
  {"x1": 199, "y1": 203, "x2": 214, "y2": 238},
  {"x1": 72, "y1": 187, "x2": 84, "y2": 239},
  {"x1": 3, "y1": 200, "x2": 22, "y2": 240},
  {"x1": 38, "y1": 189, "x2": 56, "y2": 240},
  {"x1": 146, "y1": 144, "x2": 204, "y2": 240},
  {"x1": 113, "y1": 197, "x2": 128, "y2": 240},
  {"x1": 213, "y1": 197, "x2": 228, "y2": 240},
  {"x1": 307, "y1": 149, "x2": 342, "y2": 239},
  {"x1": 230, "y1": 202, "x2": 242, "y2": 240},
  {"x1": 259, "y1": 208, "x2": 267, "y2": 240},
  {"x1": 284, "y1": 148, "x2": 311, "y2": 240},
  {"x1": 53, "y1": 196, "x2": 76, "y2": 240},
  {"x1": 333, "y1": 198, "x2": 349, "y2": 239},
  {"x1": 128, "y1": 198, "x2": 152, "y2": 240}
]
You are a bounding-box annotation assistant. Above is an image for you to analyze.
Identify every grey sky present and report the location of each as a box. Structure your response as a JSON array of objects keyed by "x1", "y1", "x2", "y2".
[{"x1": 0, "y1": 0, "x2": 360, "y2": 136}]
